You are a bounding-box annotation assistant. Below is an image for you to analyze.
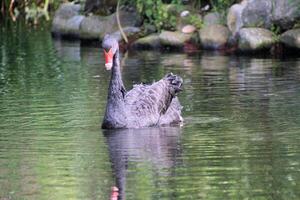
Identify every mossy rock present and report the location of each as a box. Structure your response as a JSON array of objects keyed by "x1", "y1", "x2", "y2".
[
  {"x1": 199, "y1": 25, "x2": 230, "y2": 50},
  {"x1": 159, "y1": 31, "x2": 198, "y2": 48},
  {"x1": 238, "y1": 28, "x2": 275, "y2": 51},
  {"x1": 131, "y1": 34, "x2": 161, "y2": 49}
]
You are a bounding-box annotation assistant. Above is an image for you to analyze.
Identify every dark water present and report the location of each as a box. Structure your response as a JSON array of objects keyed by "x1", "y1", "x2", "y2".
[{"x1": 1, "y1": 25, "x2": 300, "y2": 200}]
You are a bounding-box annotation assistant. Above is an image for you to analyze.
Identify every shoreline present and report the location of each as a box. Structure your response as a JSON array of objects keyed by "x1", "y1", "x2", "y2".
[{"x1": 50, "y1": 1, "x2": 300, "y2": 57}]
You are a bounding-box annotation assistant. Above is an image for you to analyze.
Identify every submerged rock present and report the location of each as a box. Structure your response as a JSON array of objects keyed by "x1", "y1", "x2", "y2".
[
  {"x1": 237, "y1": 28, "x2": 275, "y2": 51},
  {"x1": 199, "y1": 25, "x2": 230, "y2": 50},
  {"x1": 51, "y1": 3, "x2": 84, "y2": 37},
  {"x1": 280, "y1": 29, "x2": 300, "y2": 49}
]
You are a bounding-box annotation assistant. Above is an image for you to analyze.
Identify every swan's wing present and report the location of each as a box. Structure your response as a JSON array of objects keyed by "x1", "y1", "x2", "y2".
[
  {"x1": 124, "y1": 83, "x2": 150, "y2": 106},
  {"x1": 158, "y1": 97, "x2": 183, "y2": 125},
  {"x1": 125, "y1": 73, "x2": 183, "y2": 127}
]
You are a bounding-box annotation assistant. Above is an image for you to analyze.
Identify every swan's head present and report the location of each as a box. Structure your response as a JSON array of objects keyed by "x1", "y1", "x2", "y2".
[{"x1": 102, "y1": 35, "x2": 118, "y2": 70}]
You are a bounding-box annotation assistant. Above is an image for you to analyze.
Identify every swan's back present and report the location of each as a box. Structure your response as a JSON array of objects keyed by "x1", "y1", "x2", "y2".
[
  {"x1": 124, "y1": 73, "x2": 183, "y2": 128},
  {"x1": 101, "y1": 34, "x2": 183, "y2": 129}
]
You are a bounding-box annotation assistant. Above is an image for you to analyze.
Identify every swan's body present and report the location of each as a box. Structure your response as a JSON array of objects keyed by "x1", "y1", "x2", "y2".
[{"x1": 102, "y1": 35, "x2": 183, "y2": 129}]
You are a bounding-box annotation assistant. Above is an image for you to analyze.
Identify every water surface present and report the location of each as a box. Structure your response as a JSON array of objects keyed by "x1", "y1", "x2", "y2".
[{"x1": 1, "y1": 25, "x2": 300, "y2": 200}]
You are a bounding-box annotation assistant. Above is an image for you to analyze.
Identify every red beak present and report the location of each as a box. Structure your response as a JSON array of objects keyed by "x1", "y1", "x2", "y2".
[{"x1": 104, "y1": 48, "x2": 113, "y2": 70}]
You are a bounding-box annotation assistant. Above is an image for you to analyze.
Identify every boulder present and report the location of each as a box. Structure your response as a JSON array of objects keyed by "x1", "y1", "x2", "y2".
[
  {"x1": 131, "y1": 34, "x2": 161, "y2": 49},
  {"x1": 79, "y1": 8, "x2": 141, "y2": 40},
  {"x1": 199, "y1": 25, "x2": 230, "y2": 50},
  {"x1": 203, "y1": 12, "x2": 222, "y2": 26},
  {"x1": 79, "y1": 15, "x2": 107, "y2": 39},
  {"x1": 51, "y1": 3, "x2": 84, "y2": 37},
  {"x1": 110, "y1": 27, "x2": 141, "y2": 42},
  {"x1": 272, "y1": 0, "x2": 300, "y2": 30},
  {"x1": 237, "y1": 28, "x2": 275, "y2": 51},
  {"x1": 241, "y1": 0, "x2": 273, "y2": 29},
  {"x1": 280, "y1": 29, "x2": 300, "y2": 49},
  {"x1": 239, "y1": 0, "x2": 300, "y2": 31},
  {"x1": 227, "y1": 1, "x2": 247, "y2": 35},
  {"x1": 159, "y1": 31, "x2": 197, "y2": 48},
  {"x1": 229, "y1": 0, "x2": 300, "y2": 31}
]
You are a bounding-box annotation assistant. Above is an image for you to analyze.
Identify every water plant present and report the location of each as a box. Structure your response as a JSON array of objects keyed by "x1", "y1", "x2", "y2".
[
  {"x1": 123, "y1": 0, "x2": 237, "y2": 31},
  {"x1": 123, "y1": 0, "x2": 180, "y2": 31}
]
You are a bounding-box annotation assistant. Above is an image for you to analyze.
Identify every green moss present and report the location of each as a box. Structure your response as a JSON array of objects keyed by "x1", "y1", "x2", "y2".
[{"x1": 187, "y1": 14, "x2": 203, "y2": 29}]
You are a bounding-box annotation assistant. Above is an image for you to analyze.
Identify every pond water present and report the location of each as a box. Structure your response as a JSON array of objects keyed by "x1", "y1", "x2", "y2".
[{"x1": 1, "y1": 25, "x2": 300, "y2": 200}]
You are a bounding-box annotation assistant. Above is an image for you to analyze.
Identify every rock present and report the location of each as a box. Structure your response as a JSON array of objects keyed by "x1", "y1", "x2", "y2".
[
  {"x1": 227, "y1": 1, "x2": 247, "y2": 35},
  {"x1": 203, "y1": 12, "x2": 222, "y2": 26},
  {"x1": 182, "y1": 25, "x2": 196, "y2": 34},
  {"x1": 53, "y1": 2, "x2": 81, "y2": 19},
  {"x1": 144, "y1": 24, "x2": 157, "y2": 35},
  {"x1": 199, "y1": 25, "x2": 230, "y2": 50},
  {"x1": 180, "y1": 10, "x2": 190, "y2": 18},
  {"x1": 79, "y1": 8, "x2": 141, "y2": 40},
  {"x1": 280, "y1": 29, "x2": 300, "y2": 49},
  {"x1": 241, "y1": 0, "x2": 273, "y2": 29},
  {"x1": 110, "y1": 27, "x2": 141, "y2": 42},
  {"x1": 84, "y1": 0, "x2": 118, "y2": 15},
  {"x1": 51, "y1": 3, "x2": 84, "y2": 37},
  {"x1": 272, "y1": 0, "x2": 300, "y2": 30},
  {"x1": 238, "y1": 28, "x2": 275, "y2": 51},
  {"x1": 159, "y1": 31, "x2": 197, "y2": 48},
  {"x1": 79, "y1": 15, "x2": 107, "y2": 39},
  {"x1": 228, "y1": 0, "x2": 300, "y2": 32},
  {"x1": 131, "y1": 34, "x2": 161, "y2": 49}
]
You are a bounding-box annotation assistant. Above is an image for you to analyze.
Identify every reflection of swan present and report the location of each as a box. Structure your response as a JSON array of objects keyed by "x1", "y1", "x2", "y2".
[
  {"x1": 104, "y1": 126, "x2": 182, "y2": 200},
  {"x1": 101, "y1": 35, "x2": 183, "y2": 129}
]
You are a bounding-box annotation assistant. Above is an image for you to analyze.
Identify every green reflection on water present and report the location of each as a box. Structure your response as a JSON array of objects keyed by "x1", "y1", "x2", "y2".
[
  {"x1": 0, "y1": 24, "x2": 112, "y2": 200},
  {"x1": 1, "y1": 24, "x2": 300, "y2": 200}
]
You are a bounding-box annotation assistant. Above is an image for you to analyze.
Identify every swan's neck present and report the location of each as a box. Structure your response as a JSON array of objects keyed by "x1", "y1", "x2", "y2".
[
  {"x1": 108, "y1": 49, "x2": 126, "y2": 101},
  {"x1": 102, "y1": 49, "x2": 127, "y2": 128}
]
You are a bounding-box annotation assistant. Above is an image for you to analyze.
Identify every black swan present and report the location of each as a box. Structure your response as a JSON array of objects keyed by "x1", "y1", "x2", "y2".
[{"x1": 102, "y1": 35, "x2": 183, "y2": 129}]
